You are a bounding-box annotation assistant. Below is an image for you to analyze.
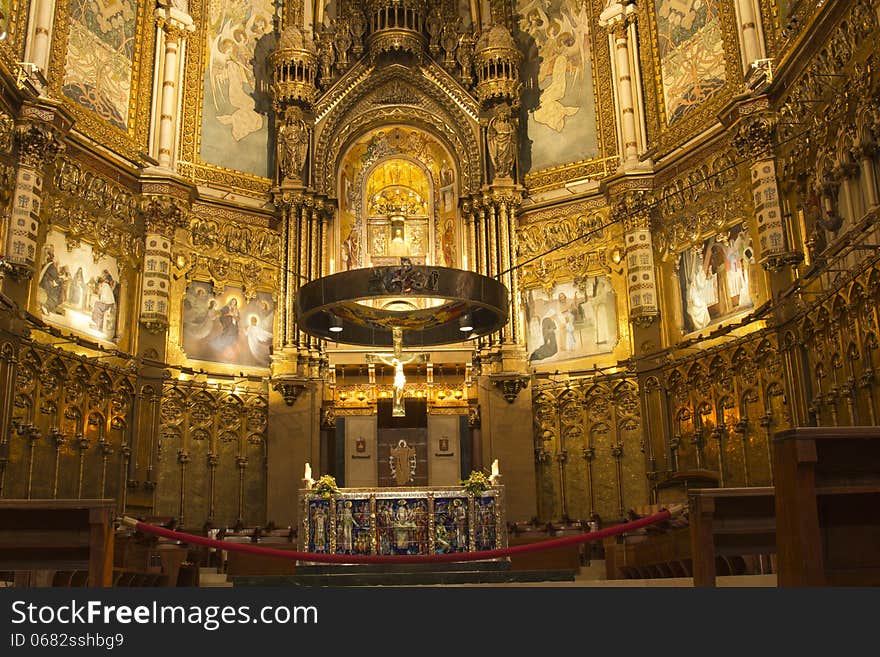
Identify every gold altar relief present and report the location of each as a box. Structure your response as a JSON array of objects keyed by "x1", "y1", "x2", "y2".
[
  {"x1": 389, "y1": 439, "x2": 416, "y2": 486},
  {"x1": 378, "y1": 429, "x2": 427, "y2": 487}
]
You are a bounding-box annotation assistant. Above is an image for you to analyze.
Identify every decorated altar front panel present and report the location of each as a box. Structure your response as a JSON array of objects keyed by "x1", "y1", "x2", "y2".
[{"x1": 301, "y1": 486, "x2": 506, "y2": 558}]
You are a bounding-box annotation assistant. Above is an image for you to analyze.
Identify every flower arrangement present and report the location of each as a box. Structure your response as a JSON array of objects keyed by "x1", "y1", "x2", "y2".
[
  {"x1": 460, "y1": 469, "x2": 492, "y2": 496},
  {"x1": 311, "y1": 474, "x2": 339, "y2": 498}
]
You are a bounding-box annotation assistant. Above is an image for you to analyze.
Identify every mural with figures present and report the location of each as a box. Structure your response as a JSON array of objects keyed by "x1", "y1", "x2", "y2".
[
  {"x1": 678, "y1": 224, "x2": 756, "y2": 334},
  {"x1": 335, "y1": 499, "x2": 371, "y2": 555},
  {"x1": 517, "y1": 0, "x2": 599, "y2": 171},
  {"x1": 63, "y1": 0, "x2": 138, "y2": 130},
  {"x1": 433, "y1": 497, "x2": 469, "y2": 554},
  {"x1": 37, "y1": 229, "x2": 121, "y2": 344},
  {"x1": 525, "y1": 278, "x2": 618, "y2": 365},
  {"x1": 654, "y1": 0, "x2": 727, "y2": 124},
  {"x1": 181, "y1": 281, "x2": 274, "y2": 368},
  {"x1": 200, "y1": 0, "x2": 273, "y2": 176}
]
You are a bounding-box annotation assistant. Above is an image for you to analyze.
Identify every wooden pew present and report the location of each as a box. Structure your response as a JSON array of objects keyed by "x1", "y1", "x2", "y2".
[
  {"x1": 605, "y1": 489, "x2": 776, "y2": 585},
  {"x1": 223, "y1": 528, "x2": 298, "y2": 578},
  {"x1": 0, "y1": 499, "x2": 116, "y2": 587},
  {"x1": 774, "y1": 427, "x2": 880, "y2": 586},
  {"x1": 688, "y1": 487, "x2": 776, "y2": 587},
  {"x1": 604, "y1": 526, "x2": 693, "y2": 579},
  {"x1": 507, "y1": 522, "x2": 583, "y2": 572}
]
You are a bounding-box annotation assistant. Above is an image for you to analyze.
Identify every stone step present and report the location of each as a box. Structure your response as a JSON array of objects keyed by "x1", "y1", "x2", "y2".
[
  {"x1": 232, "y1": 568, "x2": 577, "y2": 587},
  {"x1": 294, "y1": 559, "x2": 510, "y2": 576},
  {"x1": 199, "y1": 572, "x2": 232, "y2": 587}
]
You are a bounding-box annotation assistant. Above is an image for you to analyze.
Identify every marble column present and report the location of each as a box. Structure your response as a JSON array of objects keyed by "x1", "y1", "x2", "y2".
[
  {"x1": 599, "y1": 0, "x2": 649, "y2": 171},
  {"x1": 733, "y1": 111, "x2": 789, "y2": 265},
  {"x1": 733, "y1": 0, "x2": 765, "y2": 72},
  {"x1": 25, "y1": 0, "x2": 55, "y2": 75},
  {"x1": 151, "y1": 3, "x2": 195, "y2": 170},
  {"x1": 617, "y1": 190, "x2": 659, "y2": 325}
]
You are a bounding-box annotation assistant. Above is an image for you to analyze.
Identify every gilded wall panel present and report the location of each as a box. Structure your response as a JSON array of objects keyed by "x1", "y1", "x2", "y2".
[
  {"x1": 154, "y1": 383, "x2": 267, "y2": 529},
  {"x1": 651, "y1": 333, "x2": 785, "y2": 494},
  {"x1": 166, "y1": 206, "x2": 279, "y2": 375},
  {"x1": 532, "y1": 379, "x2": 644, "y2": 524},
  {"x1": 0, "y1": 0, "x2": 29, "y2": 59},
  {"x1": 2, "y1": 340, "x2": 134, "y2": 508},
  {"x1": 47, "y1": 0, "x2": 154, "y2": 161},
  {"x1": 518, "y1": 204, "x2": 630, "y2": 370}
]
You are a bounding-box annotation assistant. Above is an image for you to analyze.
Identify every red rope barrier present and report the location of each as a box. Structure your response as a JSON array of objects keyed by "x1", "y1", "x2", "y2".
[{"x1": 127, "y1": 509, "x2": 672, "y2": 565}]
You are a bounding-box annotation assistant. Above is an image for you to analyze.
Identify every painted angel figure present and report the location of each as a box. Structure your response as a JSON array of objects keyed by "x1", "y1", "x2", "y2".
[{"x1": 209, "y1": 20, "x2": 263, "y2": 141}]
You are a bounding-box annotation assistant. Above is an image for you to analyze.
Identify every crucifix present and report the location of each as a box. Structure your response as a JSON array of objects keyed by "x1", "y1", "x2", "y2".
[{"x1": 366, "y1": 327, "x2": 429, "y2": 416}]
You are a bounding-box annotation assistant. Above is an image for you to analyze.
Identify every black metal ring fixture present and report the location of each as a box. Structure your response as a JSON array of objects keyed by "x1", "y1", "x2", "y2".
[{"x1": 294, "y1": 260, "x2": 508, "y2": 348}]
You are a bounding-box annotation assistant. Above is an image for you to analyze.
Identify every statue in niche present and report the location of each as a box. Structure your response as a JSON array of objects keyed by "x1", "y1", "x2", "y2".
[
  {"x1": 389, "y1": 440, "x2": 417, "y2": 486},
  {"x1": 277, "y1": 107, "x2": 309, "y2": 181},
  {"x1": 487, "y1": 104, "x2": 517, "y2": 180}
]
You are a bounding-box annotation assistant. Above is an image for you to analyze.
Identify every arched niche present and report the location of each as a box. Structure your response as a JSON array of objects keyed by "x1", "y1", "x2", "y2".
[{"x1": 335, "y1": 125, "x2": 462, "y2": 273}]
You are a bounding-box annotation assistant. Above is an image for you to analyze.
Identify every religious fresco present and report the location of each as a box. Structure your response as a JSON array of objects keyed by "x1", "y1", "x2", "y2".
[
  {"x1": 180, "y1": 281, "x2": 274, "y2": 368},
  {"x1": 525, "y1": 278, "x2": 618, "y2": 365},
  {"x1": 474, "y1": 496, "x2": 498, "y2": 552},
  {"x1": 307, "y1": 499, "x2": 331, "y2": 553},
  {"x1": 517, "y1": 0, "x2": 599, "y2": 171},
  {"x1": 433, "y1": 497, "x2": 469, "y2": 553},
  {"x1": 654, "y1": 0, "x2": 727, "y2": 124},
  {"x1": 200, "y1": 0, "x2": 273, "y2": 177},
  {"x1": 37, "y1": 229, "x2": 121, "y2": 344},
  {"x1": 335, "y1": 499, "x2": 371, "y2": 554},
  {"x1": 62, "y1": 0, "x2": 138, "y2": 130},
  {"x1": 337, "y1": 127, "x2": 459, "y2": 272},
  {"x1": 678, "y1": 224, "x2": 755, "y2": 334},
  {"x1": 376, "y1": 498, "x2": 429, "y2": 555}
]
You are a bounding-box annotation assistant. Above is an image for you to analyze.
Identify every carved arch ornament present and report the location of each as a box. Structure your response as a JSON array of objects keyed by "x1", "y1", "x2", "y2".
[{"x1": 313, "y1": 65, "x2": 482, "y2": 198}]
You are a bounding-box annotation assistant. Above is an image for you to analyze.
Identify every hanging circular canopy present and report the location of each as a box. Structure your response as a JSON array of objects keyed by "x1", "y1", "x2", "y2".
[{"x1": 294, "y1": 260, "x2": 508, "y2": 348}]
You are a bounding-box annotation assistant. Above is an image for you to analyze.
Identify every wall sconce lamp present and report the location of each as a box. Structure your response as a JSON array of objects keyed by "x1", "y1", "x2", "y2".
[{"x1": 356, "y1": 390, "x2": 366, "y2": 402}]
